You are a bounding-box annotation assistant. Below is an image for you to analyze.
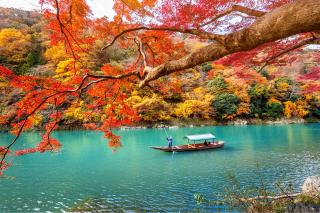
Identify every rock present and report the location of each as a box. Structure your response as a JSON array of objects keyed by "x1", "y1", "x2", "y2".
[
  {"x1": 169, "y1": 126, "x2": 178, "y2": 129},
  {"x1": 233, "y1": 119, "x2": 248, "y2": 125},
  {"x1": 302, "y1": 176, "x2": 320, "y2": 196}
]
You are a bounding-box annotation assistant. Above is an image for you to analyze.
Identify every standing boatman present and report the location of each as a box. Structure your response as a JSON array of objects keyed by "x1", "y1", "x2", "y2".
[{"x1": 167, "y1": 136, "x2": 173, "y2": 148}]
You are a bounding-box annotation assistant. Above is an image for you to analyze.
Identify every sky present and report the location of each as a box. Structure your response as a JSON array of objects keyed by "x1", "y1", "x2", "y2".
[{"x1": 0, "y1": 0, "x2": 116, "y2": 18}]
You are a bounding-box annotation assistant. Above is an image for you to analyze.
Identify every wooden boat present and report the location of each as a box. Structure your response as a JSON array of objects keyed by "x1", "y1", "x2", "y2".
[
  {"x1": 150, "y1": 141, "x2": 224, "y2": 152},
  {"x1": 150, "y1": 133, "x2": 224, "y2": 152}
]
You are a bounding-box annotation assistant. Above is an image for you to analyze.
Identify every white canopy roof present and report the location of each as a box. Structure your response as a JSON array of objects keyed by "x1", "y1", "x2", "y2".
[{"x1": 186, "y1": 133, "x2": 216, "y2": 141}]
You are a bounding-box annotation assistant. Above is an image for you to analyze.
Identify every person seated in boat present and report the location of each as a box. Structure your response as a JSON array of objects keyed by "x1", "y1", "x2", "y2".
[
  {"x1": 204, "y1": 140, "x2": 209, "y2": 146},
  {"x1": 167, "y1": 136, "x2": 173, "y2": 148}
]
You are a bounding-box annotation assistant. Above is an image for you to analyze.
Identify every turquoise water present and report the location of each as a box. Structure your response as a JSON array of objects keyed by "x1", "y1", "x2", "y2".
[{"x1": 0, "y1": 124, "x2": 320, "y2": 212}]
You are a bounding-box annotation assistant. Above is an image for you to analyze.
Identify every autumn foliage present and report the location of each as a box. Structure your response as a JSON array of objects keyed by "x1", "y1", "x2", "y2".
[{"x1": 0, "y1": 0, "x2": 319, "y2": 175}]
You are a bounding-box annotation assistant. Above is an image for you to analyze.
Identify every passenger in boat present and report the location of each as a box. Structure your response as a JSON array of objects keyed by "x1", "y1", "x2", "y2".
[
  {"x1": 204, "y1": 140, "x2": 209, "y2": 146},
  {"x1": 167, "y1": 136, "x2": 173, "y2": 148}
]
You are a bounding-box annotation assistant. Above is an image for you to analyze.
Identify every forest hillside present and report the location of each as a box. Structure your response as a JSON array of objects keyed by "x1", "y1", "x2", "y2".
[{"x1": 0, "y1": 7, "x2": 319, "y2": 130}]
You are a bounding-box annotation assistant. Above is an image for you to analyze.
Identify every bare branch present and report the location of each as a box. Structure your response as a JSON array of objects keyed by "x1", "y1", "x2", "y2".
[
  {"x1": 54, "y1": 0, "x2": 77, "y2": 61},
  {"x1": 101, "y1": 26, "x2": 223, "y2": 50},
  {"x1": 87, "y1": 71, "x2": 138, "y2": 79},
  {"x1": 239, "y1": 193, "x2": 300, "y2": 202},
  {"x1": 199, "y1": 5, "x2": 266, "y2": 27},
  {"x1": 258, "y1": 36, "x2": 320, "y2": 72},
  {"x1": 134, "y1": 37, "x2": 148, "y2": 68}
]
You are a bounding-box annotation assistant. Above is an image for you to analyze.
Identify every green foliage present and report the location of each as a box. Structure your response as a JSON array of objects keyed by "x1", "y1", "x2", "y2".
[
  {"x1": 194, "y1": 193, "x2": 207, "y2": 205},
  {"x1": 200, "y1": 62, "x2": 212, "y2": 72},
  {"x1": 207, "y1": 77, "x2": 228, "y2": 94},
  {"x1": 266, "y1": 101, "x2": 284, "y2": 118},
  {"x1": 260, "y1": 69, "x2": 269, "y2": 79},
  {"x1": 26, "y1": 52, "x2": 35, "y2": 66},
  {"x1": 17, "y1": 63, "x2": 30, "y2": 75},
  {"x1": 212, "y1": 93, "x2": 240, "y2": 119},
  {"x1": 308, "y1": 97, "x2": 320, "y2": 118},
  {"x1": 248, "y1": 84, "x2": 269, "y2": 117},
  {"x1": 297, "y1": 194, "x2": 320, "y2": 205},
  {"x1": 165, "y1": 92, "x2": 183, "y2": 103},
  {"x1": 14, "y1": 52, "x2": 39, "y2": 75}
]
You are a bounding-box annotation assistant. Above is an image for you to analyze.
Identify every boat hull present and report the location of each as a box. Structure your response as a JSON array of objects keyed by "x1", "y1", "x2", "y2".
[{"x1": 150, "y1": 141, "x2": 224, "y2": 152}]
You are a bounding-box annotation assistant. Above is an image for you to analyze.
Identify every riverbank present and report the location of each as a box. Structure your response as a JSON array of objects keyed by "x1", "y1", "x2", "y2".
[
  {"x1": 0, "y1": 117, "x2": 319, "y2": 132},
  {"x1": 120, "y1": 117, "x2": 319, "y2": 130}
]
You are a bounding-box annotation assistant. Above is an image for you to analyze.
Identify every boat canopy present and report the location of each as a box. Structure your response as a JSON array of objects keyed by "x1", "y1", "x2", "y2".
[{"x1": 185, "y1": 133, "x2": 216, "y2": 141}]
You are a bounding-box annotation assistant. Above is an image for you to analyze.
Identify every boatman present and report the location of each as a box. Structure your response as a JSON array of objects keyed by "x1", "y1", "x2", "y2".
[{"x1": 167, "y1": 136, "x2": 173, "y2": 148}]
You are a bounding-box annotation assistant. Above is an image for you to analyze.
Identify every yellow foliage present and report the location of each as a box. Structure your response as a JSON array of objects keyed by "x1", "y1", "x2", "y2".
[
  {"x1": 44, "y1": 43, "x2": 68, "y2": 65},
  {"x1": 54, "y1": 59, "x2": 82, "y2": 81},
  {"x1": 227, "y1": 78, "x2": 250, "y2": 116},
  {"x1": 185, "y1": 87, "x2": 213, "y2": 101},
  {"x1": 46, "y1": 43, "x2": 95, "y2": 78},
  {"x1": 175, "y1": 100, "x2": 211, "y2": 119},
  {"x1": 265, "y1": 66, "x2": 278, "y2": 75},
  {"x1": 65, "y1": 101, "x2": 85, "y2": 120},
  {"x1": 277, "y1": 82, "x2": 290, "y2": 92},
  {"x1": 175, "y1": 87, "x2": 213, "y2": 119},
  {"x1": 284, "y1": 101, "x2": 296, "y2": 118},
  {"x1": 0, "y1": 28, "x2": 31, "y2": 64},
  {"x1": 190, "y1": 69, "x2": 201, "y2": 81},
  {"x1": 284, "y1": 100, "x2": 309, "y2": 118},
  {"x1": 295, "y1": 99, "x2": 309, "y2": 118},
  {"x1": 268, "y1": 98, "x2": 281, "y2": 104},
  {"x1": 0, "y1": 77, "x2": 8, "y2": 88},
  {"x1": 126, "y1": 90, "x2": 143, "y2": 106},
  {"x1": 128, "y1": 93, "x2": 171, "y2": 121},
  {"x1": 29, "y1": 114, "x2": 43, "y2": 126},
  {"x1": 236, "y1": 102, "x2": 250, "y2": 116}
]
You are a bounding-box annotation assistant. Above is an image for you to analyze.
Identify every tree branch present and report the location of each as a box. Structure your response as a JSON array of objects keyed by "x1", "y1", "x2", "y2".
[
  {"x1": 1, "y1": 74, "x2": 92, "y2": 167},
  {"x1": 199, "y1": 5, "x2": 266, "y2": 28},
  {"x1": 134, "y1": 36, "x2": 148, "y2": 68},
  {"x1": 138, "y1": 0, "x2": 320, "y2": 87},
  {"x1": 258, "y1": 36, "x2": 320, "y2": 72},
  {"x1": 239, "y1": 193, "x2": 300, "y2": 202},
  {"x1": 101, "y1": 26, "x2": 223, "y2": 50},
  {"x1": 87, "y1": 72, "x2": 138, "y2": 79}
]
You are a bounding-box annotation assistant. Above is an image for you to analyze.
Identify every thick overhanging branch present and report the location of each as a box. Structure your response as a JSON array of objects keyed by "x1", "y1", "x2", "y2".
[
  {"x1": 138, "y1": 0, "x2": 320, "y2": 87},
  {"x1": 199, "y1": 5, "x2": 266, "y2": 28},
  {"x1": 101, "y1": 26, "x2": 223, "y2": 50},
  {"x1": 102, "y1": 5, "x2": 266, "y2": 51}
]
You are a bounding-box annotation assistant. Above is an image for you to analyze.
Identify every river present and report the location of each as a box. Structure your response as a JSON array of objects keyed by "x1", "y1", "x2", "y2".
[{"x1": 0, "y1": 124, "x2": 320, "y2": 212}]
